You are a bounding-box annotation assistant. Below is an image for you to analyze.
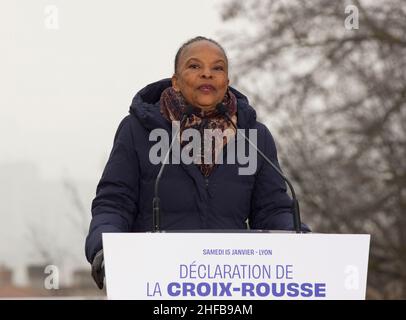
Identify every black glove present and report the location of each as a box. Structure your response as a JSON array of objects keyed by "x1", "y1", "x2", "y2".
[{"x1": 91, "y1": 249, "x2": 105, "y2": 289}]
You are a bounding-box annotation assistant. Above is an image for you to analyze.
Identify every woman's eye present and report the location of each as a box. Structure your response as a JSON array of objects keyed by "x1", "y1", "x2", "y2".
[
  {"x1": 214, "y1": 66, "x2": 224, "y2": 71},
  {"x1": 189, "y1": 64, "x2": 200, "y2": 69}
]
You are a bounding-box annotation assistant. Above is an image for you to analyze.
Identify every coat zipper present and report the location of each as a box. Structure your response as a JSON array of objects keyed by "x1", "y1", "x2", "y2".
[
  {"x1": 205, "y1": 178, "x2": 209, "y2": 189},
  {"x1": 204, "y1": 177, "x2": 211, "y2": 199}
]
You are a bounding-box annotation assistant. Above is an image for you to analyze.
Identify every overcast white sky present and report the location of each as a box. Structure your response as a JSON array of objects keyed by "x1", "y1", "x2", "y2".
[
  {"x1": 0, "y1": 0, "x2": 227, "y2": 182},
  {"x1": 0, "y1": 0, "x2": 236, "y2": 282}
]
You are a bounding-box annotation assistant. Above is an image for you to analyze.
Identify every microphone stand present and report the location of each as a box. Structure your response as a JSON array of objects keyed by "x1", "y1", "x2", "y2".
[
  {"x1": 216, "y1": 104, "x2": 302, "y2": 233},
  {"x1": 152, "y1": 109, "x2": 192, "y2": 232}
]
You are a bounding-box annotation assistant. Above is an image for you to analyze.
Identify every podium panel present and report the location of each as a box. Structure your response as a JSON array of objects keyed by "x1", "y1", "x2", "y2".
[{"x1": 103, "y1": 232, "x2": 370, "y2": 300}]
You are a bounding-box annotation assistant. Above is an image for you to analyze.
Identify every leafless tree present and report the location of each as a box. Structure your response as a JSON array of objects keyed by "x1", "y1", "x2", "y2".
[
  {"x1": 63, "y1": 177, "x2": 91, "y2": 237},
  {"x1": 220, "y1": 0, "x2": 406, "y2": 299},
  {"x1": 26, "y1": 176, "x2": 90, "y2": 267}
]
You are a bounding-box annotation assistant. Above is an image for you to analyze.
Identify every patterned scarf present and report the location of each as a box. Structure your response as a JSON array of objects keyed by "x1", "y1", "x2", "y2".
[{"x1": 160, "y1": 86, "x2": 238, "y2": 177}]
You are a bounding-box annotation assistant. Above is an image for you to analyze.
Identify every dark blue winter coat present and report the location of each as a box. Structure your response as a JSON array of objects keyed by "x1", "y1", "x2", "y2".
[{"x1": 85, "y1": 79, "x2": 309, "y2": 263}]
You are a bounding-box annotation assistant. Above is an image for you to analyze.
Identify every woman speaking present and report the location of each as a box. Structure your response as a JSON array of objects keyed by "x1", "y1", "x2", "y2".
[{"x1": 85, "y1": 36, "x2": 310, "y2": 289}]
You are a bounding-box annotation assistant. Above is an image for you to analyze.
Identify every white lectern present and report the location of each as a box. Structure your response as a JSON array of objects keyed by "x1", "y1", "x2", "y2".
[{"x1": 103, "y1": 231, "x2": 370, "y2": 300}]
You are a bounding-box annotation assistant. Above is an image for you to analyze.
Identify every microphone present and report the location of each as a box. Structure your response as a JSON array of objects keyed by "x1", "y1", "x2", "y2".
[
  {"x1": 152, "y1": 105, "x2": 194, "y2": 232},
  {"x1": 216, "y1": 103, "x2": 303, "y2": 233}
]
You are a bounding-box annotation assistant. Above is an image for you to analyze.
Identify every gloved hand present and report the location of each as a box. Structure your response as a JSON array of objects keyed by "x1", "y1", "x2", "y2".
[{"x1": 91, "y1": 249, "x2": 105, "y2": 289}]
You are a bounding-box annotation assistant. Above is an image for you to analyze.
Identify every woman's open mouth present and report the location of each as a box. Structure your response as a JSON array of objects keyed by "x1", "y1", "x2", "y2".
[{"x1": 198, "y1": 84, "x2": 216, "y2": 93}]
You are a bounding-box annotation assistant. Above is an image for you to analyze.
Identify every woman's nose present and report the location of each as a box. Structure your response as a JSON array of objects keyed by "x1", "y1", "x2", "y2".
[{"x1": 200, "y1": 66, "x2": 212, "y2": 78}]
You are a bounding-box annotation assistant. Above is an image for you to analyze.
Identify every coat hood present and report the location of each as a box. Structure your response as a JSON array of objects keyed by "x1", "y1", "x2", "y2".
[{"x1": 129, "y1": 78, "x2": 257, "y2": 130}]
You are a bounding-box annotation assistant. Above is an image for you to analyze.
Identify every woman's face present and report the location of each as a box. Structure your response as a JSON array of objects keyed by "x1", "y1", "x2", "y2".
[{"x1": 172, "y1": 40, "x2": 229, "y2": 111}]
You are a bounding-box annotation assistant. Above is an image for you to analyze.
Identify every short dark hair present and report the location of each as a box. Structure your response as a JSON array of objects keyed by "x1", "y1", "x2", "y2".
[{"x1": 174, "y1": 36, "x2": 228, "y2": 73}]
